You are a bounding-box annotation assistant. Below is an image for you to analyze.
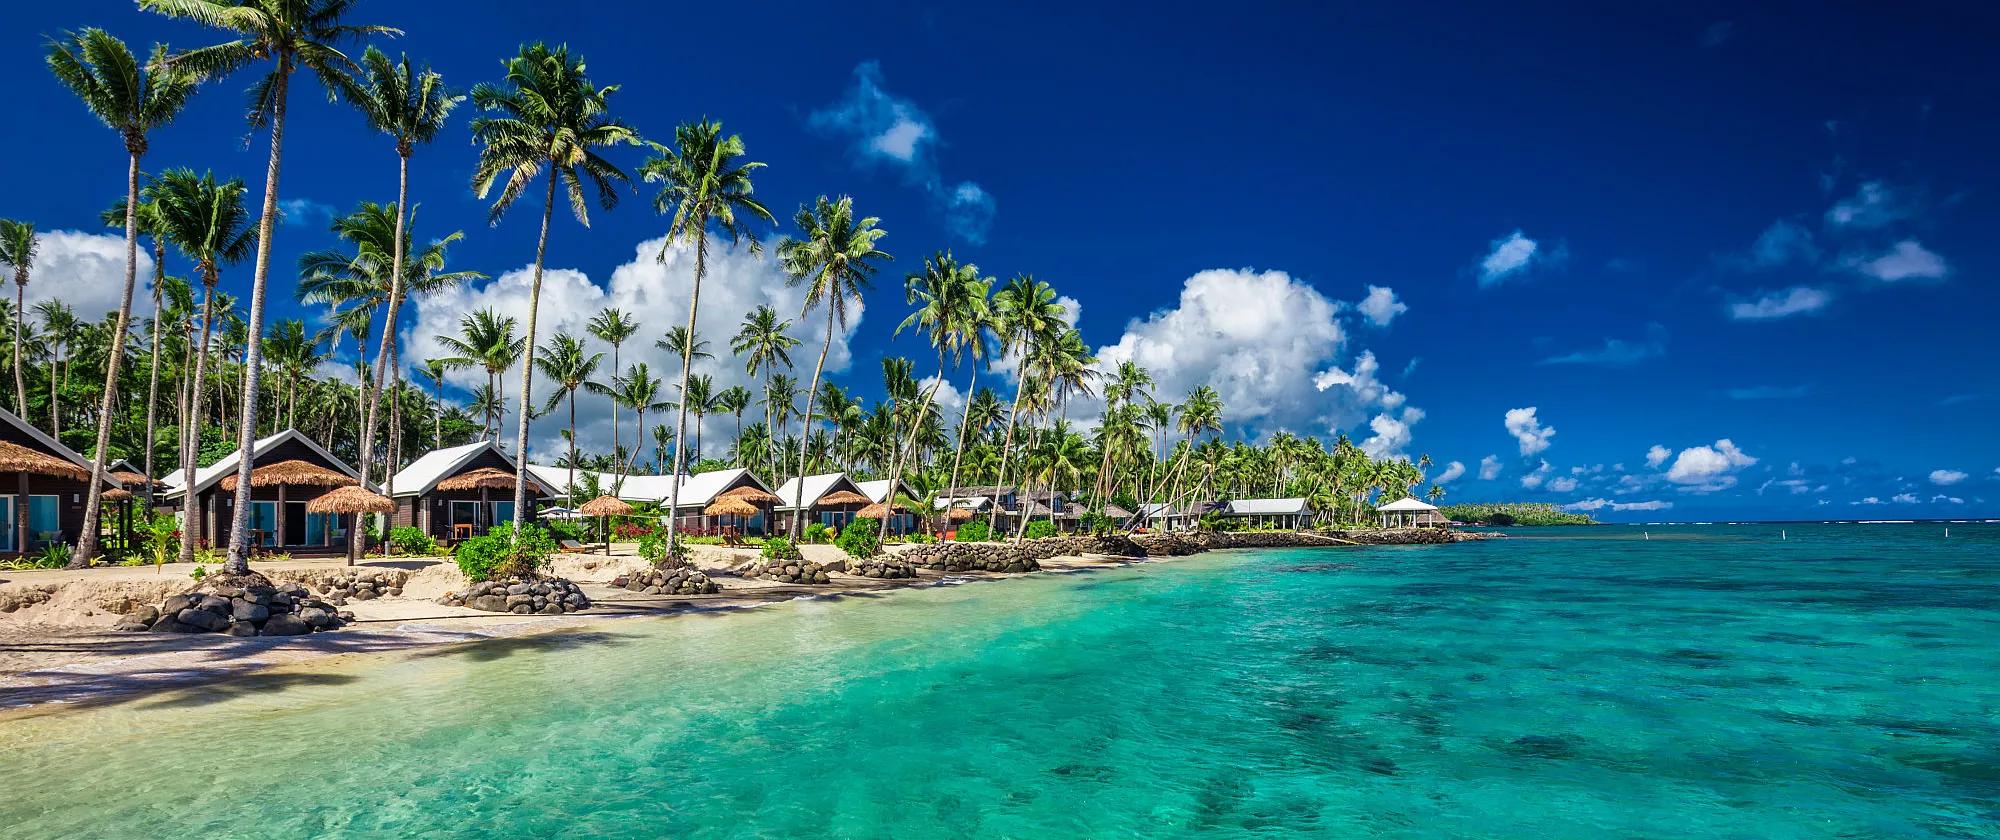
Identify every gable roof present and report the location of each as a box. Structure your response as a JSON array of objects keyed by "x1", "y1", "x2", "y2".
[
  {"x1": 774, "y1": 472, "x2": 864, "y2": 511},
  {"x1": 672, "y1": 467, "x2": 760, "y2": 508},
  {"x1": 0, "y1": 405, "x2": 103, "y2": 477},
  {"x1": 522, "y1": 464, "x2": 763, "y2": 507},
  {"x1": 390, "y1": 440, "x2": 552, "y2": 497},
  {"x1": 160, "y1": 429, "x2": 359, "y2": 499},
  {"x1": 1376, "y1": 497, "x2": 1439, "y2": 512},
  {"x1": 1226, "y1": 497, "x2": 1310, "y2": 516},
  {"x1": 855, "y1": 478, "x2": 917, "y2": 505}
]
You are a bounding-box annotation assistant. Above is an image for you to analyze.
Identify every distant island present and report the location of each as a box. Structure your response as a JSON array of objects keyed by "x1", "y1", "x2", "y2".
[{"x1": 1440, "y1": 503, "x2": 1595, "y2": 526}]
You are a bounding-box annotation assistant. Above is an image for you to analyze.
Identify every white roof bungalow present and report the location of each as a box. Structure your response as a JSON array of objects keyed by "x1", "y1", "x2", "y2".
[
  {"x1": 523, "y1": 464, "x2": 771, "y2": 510},
  {"x1": 1218, "y1": 497, "x2": 1311, "y2": 529},
  {"x1": 1376, "y1": 497, "x2": 1446, "y2": 528}
]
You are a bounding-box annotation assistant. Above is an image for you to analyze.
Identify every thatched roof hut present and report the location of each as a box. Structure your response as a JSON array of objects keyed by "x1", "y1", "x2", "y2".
[
  {"x1": 579, "y1": 495, "x2": 634, "y2": 517},
  {"x1": 435, "y1": 466, "x2": 519, "y2": 492},
  {"x1": 856, "y1": 501, "x2": 911, "y2": 520},
  {"x1": 0, "y1": 440, "x2": 89, "y2": 480},
  {"x1": 307, "y1": 486, "x2": 395, "y2": 515},
  {"x1": 218, "y1": 459, "x2": 358, "y2": 492}
]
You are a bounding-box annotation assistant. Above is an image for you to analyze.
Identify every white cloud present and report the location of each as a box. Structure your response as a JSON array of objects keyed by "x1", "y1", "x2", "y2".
[
  {"x1": 1664, "y1": 439, "x2": 1758, "y2": 490},
  {"x1": 1848, "y1": 239, "x2": 1948, "y2": 282},
  {"x1": 1360, "y1": 406, "x2": 1422, "y2": 459},
  {"x1": 1930, "y1": 469, "x2": 1968, "y2": 486},
  {"x1": 5, "y1": 229, "x2": 154, "y2": 319},
  {"x1": 1477, "y1": 230, "x2": 1561, "y2": 287},
  {"x1": 1547, "y1": 476, "x2": 1579, "y2": 493},
  {"x1": 1504, "y1": 407, "x2": 1555, "y2": 456},
  {"x1": 1644, "y1": 445, "x2": 1671, "y2": 469},
  {"x1": 1564, "y1": 498, "x2": 1673, "y2": 512},
  {"x1": 403, "y1": 235, "x2": 862, "y2": 460},
  {"x1": 1354, "y1": 285, "x2": 1407, "y2": 327},
  {"x1": 1434, "y1": 460, "x2": 1466, "y2": 484},
  {"x1": 1098, "y1": 267, "x2": 1416, "y2": 445},
  {"x1": 1519, "y1": 460, "x2": 1552, "y2": 489},
  {"x1": 278, "y1": 198, "x2": 338, "y2": 228},
  {"x1": 810, "y1": 61, "x2": 994, "y2": 243},
  {"x1": 1825, "y1": 181, "x2": 1913, "y2": 230},
  {"x1": 1728, "y1": 286, "x2": 1831, "y2": 321},
  {"x1": 1539, "y1": 323, "x2": 1667, "y2": 367},
  {"x1": 1852, "y1": 496, "x2": 1883, "y2": 505},
  {"x1": 1477, "y1": 454, "x2": 1502, "y2": 480},
  {"x1": 1892, "y1": 492, "x2": 1920, "y2": 504},
  {"x1": 1931, "y1": 494, "x2": 1964, "y2": 504}
]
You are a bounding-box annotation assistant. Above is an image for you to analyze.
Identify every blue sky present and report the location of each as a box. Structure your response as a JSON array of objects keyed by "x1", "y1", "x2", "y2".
[{"x1": 4, "y1": 1, "x2": 1995, "y2": 521}]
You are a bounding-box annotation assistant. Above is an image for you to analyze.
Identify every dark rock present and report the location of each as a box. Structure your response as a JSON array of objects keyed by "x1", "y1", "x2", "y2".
[
  {"x1": 177, "y1": 607, "x2": 230, "y2": 632},
  {"x1": 226, "y1": 621, "x2": 260, "y2": 637},
  {"x1": 467, "y1": 595, "x2": 510, "y2": 612},
  {"x1": 259, "y1": 614, "x2": 311, "y2": 636},
  {"x1": 231, "y1": 601, "x2": 270, "y2": 623},
  {"x1": 161, "y1": 594, "x2": 193, "y2": 615},
  {"x1": 125, "y1": 604, "x2": 160, "y2": 625},
  {"x1": 112, "y1": 619, "x2": 151, "y2": 632}
]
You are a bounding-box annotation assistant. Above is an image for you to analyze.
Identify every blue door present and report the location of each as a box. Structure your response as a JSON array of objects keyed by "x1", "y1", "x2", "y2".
[
  {"x1": 28, "y1": 496, "x2": 59, "y2": 547},
  {"x1": 248, "y1": 501, "x2": 278, "y2": 547}
]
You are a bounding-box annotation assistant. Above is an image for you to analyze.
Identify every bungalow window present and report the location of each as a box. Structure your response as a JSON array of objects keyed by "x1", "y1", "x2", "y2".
[
  {"x1": 247, "y1": 501, "x2": 279, "y2": 547},
  {"x1": 491, "y1": 501, "x2": 515, "y2": 528},
  {"x1": 0, "y1": 495, "x2": 13, "y2": 552}
]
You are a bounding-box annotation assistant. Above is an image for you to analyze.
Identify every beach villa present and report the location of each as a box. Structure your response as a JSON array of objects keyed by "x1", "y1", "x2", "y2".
[
  {"x1": 855, "y1": 478, "x2": 922, "y2": 534},
  {"x1": 0, "y1": 405, "x2": 119, "y2": 556},
  {"x1": 1216, "y1": 498, "x2": 1313, "y2": 530},
  {"x1": 390, "y1": 440, "x2": 555, "y2": 541},
  {"x1": 157, "y1": 429, "x2": 364, "y2": 554},
  {"x1": 774, "y1": 472, "x2": 874, "y2": 534},
  {"x1": 1376, "y1": 497, "x2": 1447, "y2": 528},
  {"x1": 525, "y1": 464, "x2": 777, "y2": 535}
]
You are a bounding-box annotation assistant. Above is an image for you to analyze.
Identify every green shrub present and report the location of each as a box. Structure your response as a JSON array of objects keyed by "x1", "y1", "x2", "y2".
[
  {"x1": 1199, "y1": 510, "x2": 1244, "y2": 532},
  {"x1": 143, "y1": 513, "x2": 177, "y2": 570},
  {"x1": 836, "y1": 517, "x2": 882, "y2": 559},
  {"x1": 30, "y1": 542, "x2": 71, "y2": 569},
  {"x1": 455, "y1": 522, "x2": 558, "y2": 581},
  {"x1": 389, "y1": 526, "x2": 435, "y2": 556},
  {"x1": 1022, "y1": 519, "x2": 1057, "y2": 540},
  {"x1": 953, "y1": 519, "x2": 991, "y2": 542},
  {"x1": 637, "y1": 530, "x2": 688, "y2": 565},
  {"x1": 1436, "y1": 503, "x2": 1593, "y2": 526},
  {"x1": 543, "y1": 517, "x2": 587, "y2": 543},
  {"x1": 802, "y1": 522, "x2": 830, "y2": 544},
  {"x1": 905, "y1": 533, "x2": 936, "y2": 544},
  {"x1": 760, "y1": 537, "x2": 802, "y2": 562}
]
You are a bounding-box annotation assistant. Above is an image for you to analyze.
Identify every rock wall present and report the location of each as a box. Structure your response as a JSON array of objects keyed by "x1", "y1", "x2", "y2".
[
  {"x1": 744, "y1": 559, "x2": 832, "y2": 585},
  {"x1": 438, "y1": 576, "x2": 591, "y2": 614},
  {"x1": 612, "y1": 563, "x2": 719, "y2": 595},
  {"x1": 131, "y1": 574, "x2": 353, "y2": 635},
  {"x1": 263, "y1": 568, "x2": 410, "y2": 605},
  {"x1": 845, "y1": 558, "x2": 917, "y2": 579}
]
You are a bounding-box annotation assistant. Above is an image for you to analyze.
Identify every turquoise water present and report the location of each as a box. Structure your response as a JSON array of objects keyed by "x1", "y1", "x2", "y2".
[{"x1": 2, "y1": 523, "x2": 1997, "y2": 838}]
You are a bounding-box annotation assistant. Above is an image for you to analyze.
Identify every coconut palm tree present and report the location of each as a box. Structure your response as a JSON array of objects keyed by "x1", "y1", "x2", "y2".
[
  {"x1": 1012, "y1": 327, "x2": 1096, "y2": 541},
  {"x1": 1164, "y1": 385, "x2": 1223, "y2": 528},
  {"x1": 347, "y1": 45, "x2": 462, "y2": 513},
  {"x1": 33, "y1": 302, "x2": 77, "y2": 440},
  {"x1": 143, "y1": 0, "x2": 396, "y2": 573},
  {"x1": 985, "y1": 275, "x2": 1064, "y2": 535},
  {"x1": 656, "y1": 325, "x2": 711, "y2": 369},
  {"x1": 607, "y1": 363, "x2": 669, "y2": 478},
  {"x1": 0, "y1": 220, "x2": 36, "y2": 418},
  {"x1": 433, "y1": 310, "x2": 523, "y2": 440},
  {"x1": 776, "y1": 195, "x2": 888, "y2": 533},
  {"x1": 99, "y1": 185, "x2": 177, "y2": 504},
  {"x1": 470, "y1": 42, "x2": 639, "y2": 532},
  {"x1": 534, "y1": 332, "x2": 601, "y2": 490},
  {"x1": 260, "y1": 319, "x2": 321, "y2": 429},
  {"x1": 815, "y1": 381, "x2": 862, "y2": 472},
  {"x1": 585, "y1": 307, "x2": 638, "y2": 480},
  {"x1": 639, "y1": 120, "x2": 774, "y2": 546},
  {"x1": 731, "y1": 304, "x2": 798, "y2": 482},
  {"x1": 1093, "y1": 361, "x2": 1154, "y2": 511},
  {"x1": 651, "y1": 424, "x2": 672, "y2": 474},
  {"x1": 421, "y1": 358, "x2": 448, "y2": 449},
  {"x1": 885, "y1": 252, "x2": 990, "y2": 541},
  {"x1": 684, "y1": 374, "x2": 716, "y2": 463},
  {"x1": 46, "y1": 29, "x2": 197, "y2": 564},
  {"x1": 716, "y1": 385, "x2": 751, "y2": 458}
]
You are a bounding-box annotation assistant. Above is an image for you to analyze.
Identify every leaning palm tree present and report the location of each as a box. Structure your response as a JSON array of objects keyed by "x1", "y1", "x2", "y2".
[
  {"x1": 535, "y1": 332, "x2": 602, "y2": 490},
  {"x1": 143, "y1": 0, "x2": 397, "y2": 574},
  {"x1": 149, "y1": 169, "x2": 255, "y2": 564},
  {"x1": 608, "y1": 362, "x2": 669, "y2": 478},
  {"x1": 585, "y1": 307, "x2": 638, "y2": 481},
  {"x1": 0, "y1": 220, "x2": 34, "y2": 418},
  {"x1": 100, "y1": 186, "x2": 176, "y2": 505},
  {"x1": 883, "y1": 252, "x2": 990, "y2": 541},
  {"x1": 47, "y1": 28, "x2": 196, "y2": 565},
  {"x1": 639, "y1": 119, "x2": 774, "y2": 545},
  {"x1": 434, "y1": 309, "x2": 523, "y2": 440},
  {"x1": 985, "y1": 275, "x2": 1065, "y2": 535},
  {"x1": 470, "y1": 42, "x2": 639, "y2": 533},
  {"x1": 731, "y1": 304, "x2": 798, "y2": 483},
  {"x1": 348, "y1": 45, "x2": 461, "y2": 518},
  {"x1": 777, "y1": 195, "x2": 888, "y2": 534}
]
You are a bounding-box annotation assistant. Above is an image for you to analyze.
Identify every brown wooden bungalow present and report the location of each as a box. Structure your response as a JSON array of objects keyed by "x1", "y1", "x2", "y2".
[
  {"x1": 0, "y1": 406, "x2": 115, "y2": 556},
  {"x1": 388, "y1": 440, "x2": 554, "y2": 541},
  {"x1": 158, "y1": 429, "x2": 364, "y2": 555},
  {"x1": 773, "y1": 472, "x2": 873, "y2": 536}
]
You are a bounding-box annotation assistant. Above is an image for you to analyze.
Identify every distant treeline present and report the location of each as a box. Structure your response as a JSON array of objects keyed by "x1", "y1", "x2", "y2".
[{"x1": 1440, "y1": 503, "x2": 1595, "y2": 526}]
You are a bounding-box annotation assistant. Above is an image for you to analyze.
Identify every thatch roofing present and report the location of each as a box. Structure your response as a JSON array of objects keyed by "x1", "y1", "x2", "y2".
[
  {"x1": 946, "y1": 506, "x2": 975, "y2": 521},
  {"x1": 857, "y1": 501, "x2": 911, "y2": 519},
  {"x1": 718, "y1": 485, "x2": 782, "y2": 504},
  {"x1": 102, "y1": 487, "x2": 135, "y2": 502},
  {"x1": 817, "y1": 489, "x2": 870, "y2": 506},
  {"x1": 110, "y1": 470, "x2": 155, "y2": 487},
  {"x1": 436, "y1": 466, "x2": 518, "y2": 492},
  {"x1": 579, "y1": 494, "x2": 634, "y2": 517},
  {"x1": 0, "y1": 440, "x2": 89, "y2": 480},
  {"x1": 704, "y1": 497, "x2": 759, "y2": 517},
  {"x1": 218, "y1": 459, "x2": 359, "y2": 492},
  {"x1": 307, "y1": 485, "x2": 395, "y2": 515}
]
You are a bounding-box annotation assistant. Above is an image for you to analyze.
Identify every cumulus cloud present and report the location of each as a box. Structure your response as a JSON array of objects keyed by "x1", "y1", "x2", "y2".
[
  {"x1": 1434, "y1": 460, "x2": 1465, "y2": 484},
  {"x1": 1547, "y1": 476, "x2": 1579, "y2": 493},
  {"x1": 1564, "y1": 498, "x2": 1673, "y2": 512},
  {"x1": 1852, "y1": 496, "x2": 1882, "y2": 505},
  {"x1": 1519, "y1": 460, "x2": 1552, "y2": 489},
  {"x1": 1476, "y1": 230, "x2": 1562, "y2": 287},
  {"x1": 1825, "y1": 181, "x2": 1915, "y2": 230},
  {"x1": 1645, "y1": 445, "x2": 1671, "y2": 469},
  {"x1": 810, "y1": 61, "x2": 994, "y2": 243},
  {"x1": 5, "y1": 229, "x2": 154, "y2": 318},
  {"x1": 1539, "y1": 323, "x2": 1667, "y2": 367},
  {"x1": 1930, "y1": 469, "x2": 1968, "y2": 486},
  {"x1": 1728, "y1": 286, "x2": 1831, "y2": 321},
  {"x1": 1354, "y1": 285, "x2": 1407, "y2": 327},
  {"x1": 1360, "y1": 407, "x2": 1423, "y2": 459},
  {"x1": 1478, "y1": 454, "x2": 1502, "y2": 481},
  {"x1": 1504, "y1": 407, "x2": 1555, "y2": 456},
  {"x1": 1664, "y1": 439, "x2": 1758, "y2": 490},
  {"x1": 1892, "y1": 492, "x2": 1920, "y2": 504},
  {"x1": 402, "y1": 235, "x2": 862, "y2": 459},
  {"x1": 1848, "y1": 239, "x2": 1948, "y2": 282}
]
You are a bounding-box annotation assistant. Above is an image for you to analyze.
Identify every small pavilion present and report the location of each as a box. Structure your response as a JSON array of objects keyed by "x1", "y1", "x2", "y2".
[{"x1": 1376, "y1": 497, "x2": 1445, "y2": 528}]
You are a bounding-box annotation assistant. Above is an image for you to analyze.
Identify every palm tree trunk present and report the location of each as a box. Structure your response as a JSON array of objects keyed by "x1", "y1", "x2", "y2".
[
  {"x1": 509, "y1": 169, "x2": 557, "y2": 535},
  {"x1": 349, "y1": 155, "x2": 411, "y2": 563},
  {"x1": 986, "y1": 373, "x2": 1030, "y2": 538},
  {"x1": 142, "y1": 238, "x2": 165, "y2": 507},
  {"x1": 11, "y1": 278, "x2": 25, "y2": 418},
  {"x1": 881, "y1": 350, "x2": 946, "y2": 543},
  {"x1": 565, "y1": 390, "x2": 577, "y2": 490},
  {"x1": 944, "y1": 363, "x2": 978, "y2": 535},
  {"x1": 223, "y1": 65, "x2": 290, "y2": 577},
  {"x1": 662, "y1": 231, "x2": 707, "y2": 549},
  {"x1": 178, "y1": 302, "x2": 210, "y2": 565},
  {"x1": 73, "y1": 148, "x2": 145, "y2": 566},
  {"x1": 607, "y1": 341, "x2": 621, "y2": 489},
  {"x1": 791, "y1": 307, "x2": 834, "y2": 536}
]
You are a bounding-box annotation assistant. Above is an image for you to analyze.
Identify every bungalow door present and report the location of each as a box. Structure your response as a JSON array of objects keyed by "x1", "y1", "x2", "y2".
[
  {"x1": 450, "y1": 501, "x2": 479, "y2": 533},
  {"x1": 247, "y1": 501, "x2": 279, "y2": 547},
  {"x1": 28, "y1": 495, "x2": 59, "y2": 548},
  {"x1": 0, "y1": 495, "x2": 13, "y2": 552}
]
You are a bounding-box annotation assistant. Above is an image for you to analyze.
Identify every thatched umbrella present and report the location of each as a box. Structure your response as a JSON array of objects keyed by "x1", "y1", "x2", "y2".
[
  {"x1": 109, "y1": 470, "x2": 154, "y2": 488},
  {"x1": 719, "y1": 485, "x2": 782, "y2": 505},
  {"x1": 946, "y1": 506, "x2": 975, "y2": 521},
  {"x1": 309, "y1": 486, "x2": 396, "y2": 565},
  {"x1": 856, "y1": 501, "x2": 907, "y2": 520},
  {"x1": 435, "y1": 467, "x2": 517, "y2": 492},
  {"x1": 704, "y1": 496, "x2": 758, "y2": 517},
  {"x1": 579, "y1": 494, "x2": 633, "y2": 555},
  {"x1": 0, "y1": 440, "x2": 88, "y2": 480}
]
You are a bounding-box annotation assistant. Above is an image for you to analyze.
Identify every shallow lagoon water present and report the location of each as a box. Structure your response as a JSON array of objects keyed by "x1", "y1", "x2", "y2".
[{"x1": 2, "y1": 523, "x2": 1996, "y2": 838}]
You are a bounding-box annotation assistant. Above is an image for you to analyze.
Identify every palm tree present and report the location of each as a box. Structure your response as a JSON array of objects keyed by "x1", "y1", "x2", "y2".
[
  {"x1": 1094, "y1": 361, "x2": 1153, "y2": 511},
  {"x1": 640, "y1": 119, "x2": 774, "y2": 545},
  {"x1": 985, "y1": 275, "x2": 1065, "y2": 535},
  {"x1": 683, "y1": 374, "x2": 717, "y2": 464},
  {"x1": 731, "y1": 304, "x2": 798, "y2": 483},
  {"x1": 1013, "y1": 327, "x2": 1096, "y2": 540},
  {"x1": 347, "y1": 45, "x2": 461, "y2": 515},
  {"x1": 100, "y1": 185, "x2": 177, "y2": 505},
  {"x1": 886, "y1": 252, "x2": 990, "y2": 541},
  {"x1": 0, "y1": 220, "x2": 36, "y2": 418},
  {"x1": 260, "y1": 319, "x2": 321, "y2": 429},
  {"x1": 470, "y1": 42, "x2": 639, "y2": 533},
  {"x1": 421, "y1": 358, "x2": 448, "y2": 449},
  {"x1": 777, "y1": 195, "x2": 888, "y2": 533},
  {"x1": 1165, "y1": 385, "x2": 1223, "y2": 528},
  {"x1": 716, "y1": 385, "x2": 751, "y2": 458},
  {"x1": 433, "y1": 310, "x2": 523, "y2": 439},
  {"x1": 144, "y1": 0, "x2": 396, "y2": 574},
  {"x1": 656, "y1": 325, "x2": 712, "y2": 368},
  {"x1": 608, "y1": 363, "x2": 669, "y2": 478},
  {"x1": 535, "y1": 332, "x2": 602, "y2": 490},
  {"x1": 651, "y1": 424, "x2": 672, "y2": 474},
  {"x1": 47, "y1": 29, "x2": 197, "y2": 564},
  {"x1": 585, "y1": 307, "x2": 638, "y2": 481}
]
